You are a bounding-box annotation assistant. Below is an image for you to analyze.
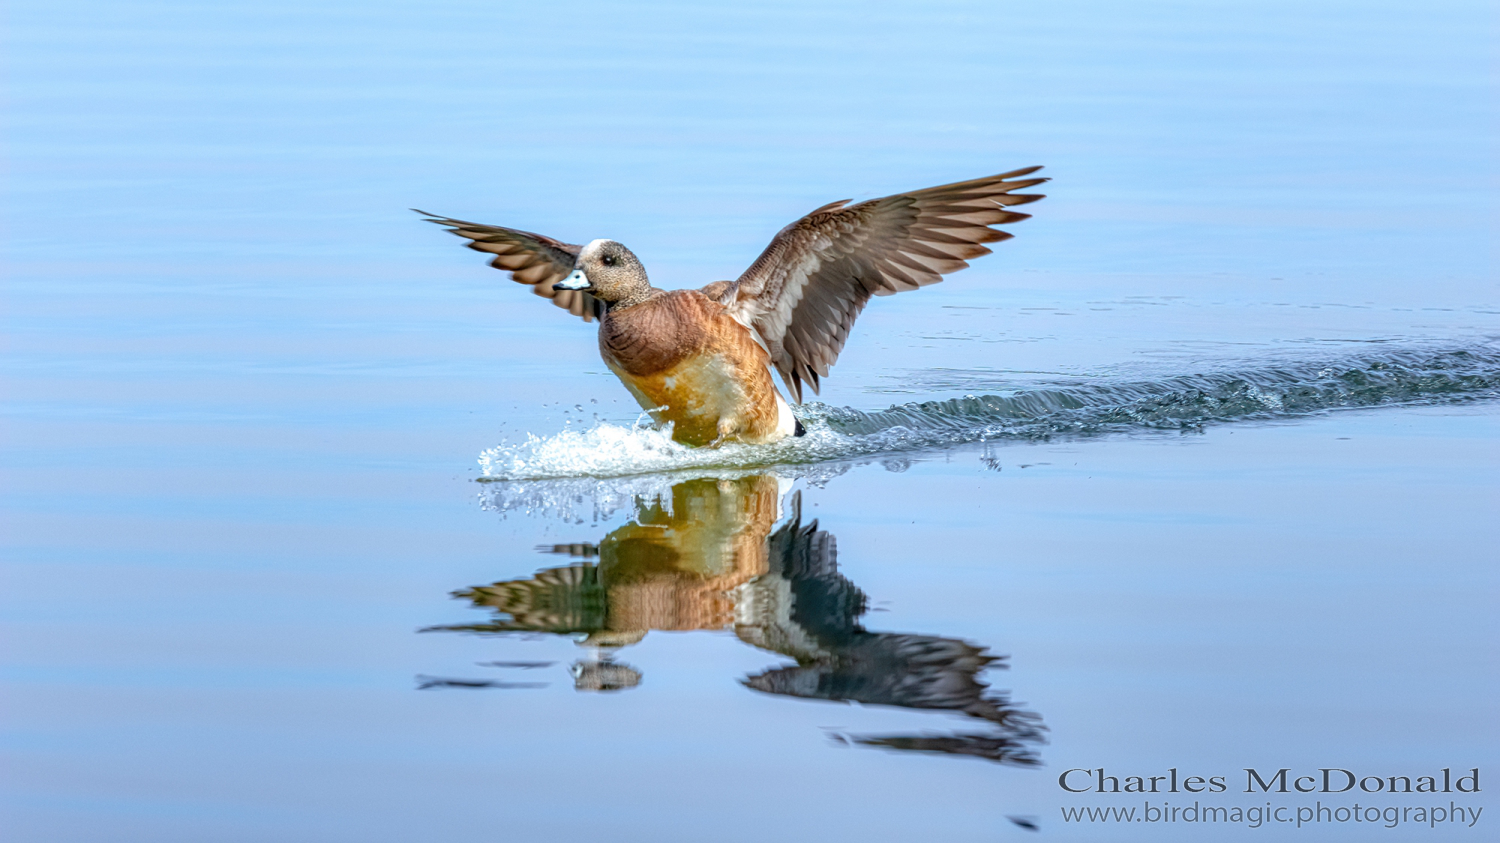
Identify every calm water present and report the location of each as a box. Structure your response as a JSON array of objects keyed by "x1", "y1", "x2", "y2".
[{"x1": 3, "y1": 1, "x2": 1496, "y2": 840}]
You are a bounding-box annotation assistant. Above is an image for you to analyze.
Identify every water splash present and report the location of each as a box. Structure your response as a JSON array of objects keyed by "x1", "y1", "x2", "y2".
[
  {"x1": 478, "y1": 340, "x2": 1500, "y2": 488},
  {"x1": 479, "y1": 457, "x2": 847, "y2": 523}
]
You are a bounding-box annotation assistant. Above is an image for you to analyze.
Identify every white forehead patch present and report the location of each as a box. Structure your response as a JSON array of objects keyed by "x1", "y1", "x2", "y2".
[{"x1": 581, "y1": 238, "x2": 611, "y2": 258}]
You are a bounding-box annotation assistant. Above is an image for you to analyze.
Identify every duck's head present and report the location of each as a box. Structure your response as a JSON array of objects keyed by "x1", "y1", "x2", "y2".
[{"x1": 554, "y1": 239, "x2": 649, "y2": 305}]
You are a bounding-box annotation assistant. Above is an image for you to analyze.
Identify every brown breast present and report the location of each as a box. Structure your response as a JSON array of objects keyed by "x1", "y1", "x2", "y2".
[{"x1": 598, "y1": 290, "x2": 716, "y2": 377}]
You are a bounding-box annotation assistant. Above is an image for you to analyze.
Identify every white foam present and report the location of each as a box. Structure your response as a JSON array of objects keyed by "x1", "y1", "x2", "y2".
[
  {"x1": 477, "y1": 415, "x2": 868, "y2": 482},
  {"x1": 475, "y1": 418, "x2": 861, "y2": 522},
  {"x1": 481, "y1": 422, "x2": 737, "y2": 480}
]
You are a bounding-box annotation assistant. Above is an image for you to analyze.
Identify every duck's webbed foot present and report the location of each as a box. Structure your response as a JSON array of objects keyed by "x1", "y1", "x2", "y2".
[{"x1": 707, "y1": 421, "x2": 741, "y2": 449}]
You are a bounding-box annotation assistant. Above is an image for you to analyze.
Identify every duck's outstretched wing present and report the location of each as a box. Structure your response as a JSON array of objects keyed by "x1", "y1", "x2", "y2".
[
  {"x1": 416, "y1": 211, "x2": 605, "y2": 322},
  {"x1": 728, "y1": 167, "x2": 1047, "y2": 401}
]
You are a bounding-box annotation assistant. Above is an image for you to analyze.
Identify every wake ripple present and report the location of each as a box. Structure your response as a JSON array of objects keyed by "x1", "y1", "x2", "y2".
[{"x1": 478, "y1": 341, "x2": 1500, "y2": 488}]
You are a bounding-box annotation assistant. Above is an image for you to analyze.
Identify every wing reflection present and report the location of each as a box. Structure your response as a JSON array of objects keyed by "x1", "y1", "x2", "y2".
[{"x1": 424, "y1": 474, "x2": 1045, "y2": 765}]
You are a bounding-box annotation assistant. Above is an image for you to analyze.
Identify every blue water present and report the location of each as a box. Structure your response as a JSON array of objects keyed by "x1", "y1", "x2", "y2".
[{"x1": 3, "y1": 1, "x2": 1496, "y2": 840}]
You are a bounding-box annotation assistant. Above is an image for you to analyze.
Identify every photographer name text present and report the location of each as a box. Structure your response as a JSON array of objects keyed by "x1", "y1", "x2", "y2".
[{"x1": 1059, "y1": 767, "x2": 1480, "y2": 795}]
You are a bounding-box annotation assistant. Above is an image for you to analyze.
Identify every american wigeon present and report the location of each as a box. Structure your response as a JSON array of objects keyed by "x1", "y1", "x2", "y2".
[{"x1": 419, "y1": 166, "x2": 1046, "y2": 447}]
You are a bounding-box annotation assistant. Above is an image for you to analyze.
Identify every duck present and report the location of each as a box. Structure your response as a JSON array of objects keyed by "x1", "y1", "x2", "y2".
[{"x1": 418, "y1": 166, "x2": 1046, "y2": 447}]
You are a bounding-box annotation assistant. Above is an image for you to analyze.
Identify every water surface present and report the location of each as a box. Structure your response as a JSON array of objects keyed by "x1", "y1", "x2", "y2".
[{"x1": 2, "y1": 1, "x2": 1496, "y2": 840}]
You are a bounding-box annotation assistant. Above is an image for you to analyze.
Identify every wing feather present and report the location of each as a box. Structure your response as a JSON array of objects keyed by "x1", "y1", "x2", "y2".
[
  {"x1": 730, "y1": 167, "x2": 1046, "y2": 401},
  {"x1": 416, "y1": 210, "x2": 604, "y2": 323}
]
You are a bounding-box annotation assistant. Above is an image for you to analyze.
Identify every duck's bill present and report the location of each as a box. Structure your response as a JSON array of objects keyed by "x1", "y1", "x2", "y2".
[{"x1": 554, "y1": 270, "x2": 591, "y2": 291}]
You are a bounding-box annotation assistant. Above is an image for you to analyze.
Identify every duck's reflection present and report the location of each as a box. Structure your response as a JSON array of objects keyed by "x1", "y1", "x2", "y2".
[{"x1": 425, "y1": 474, "x2": 1045, "y2": 766}]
